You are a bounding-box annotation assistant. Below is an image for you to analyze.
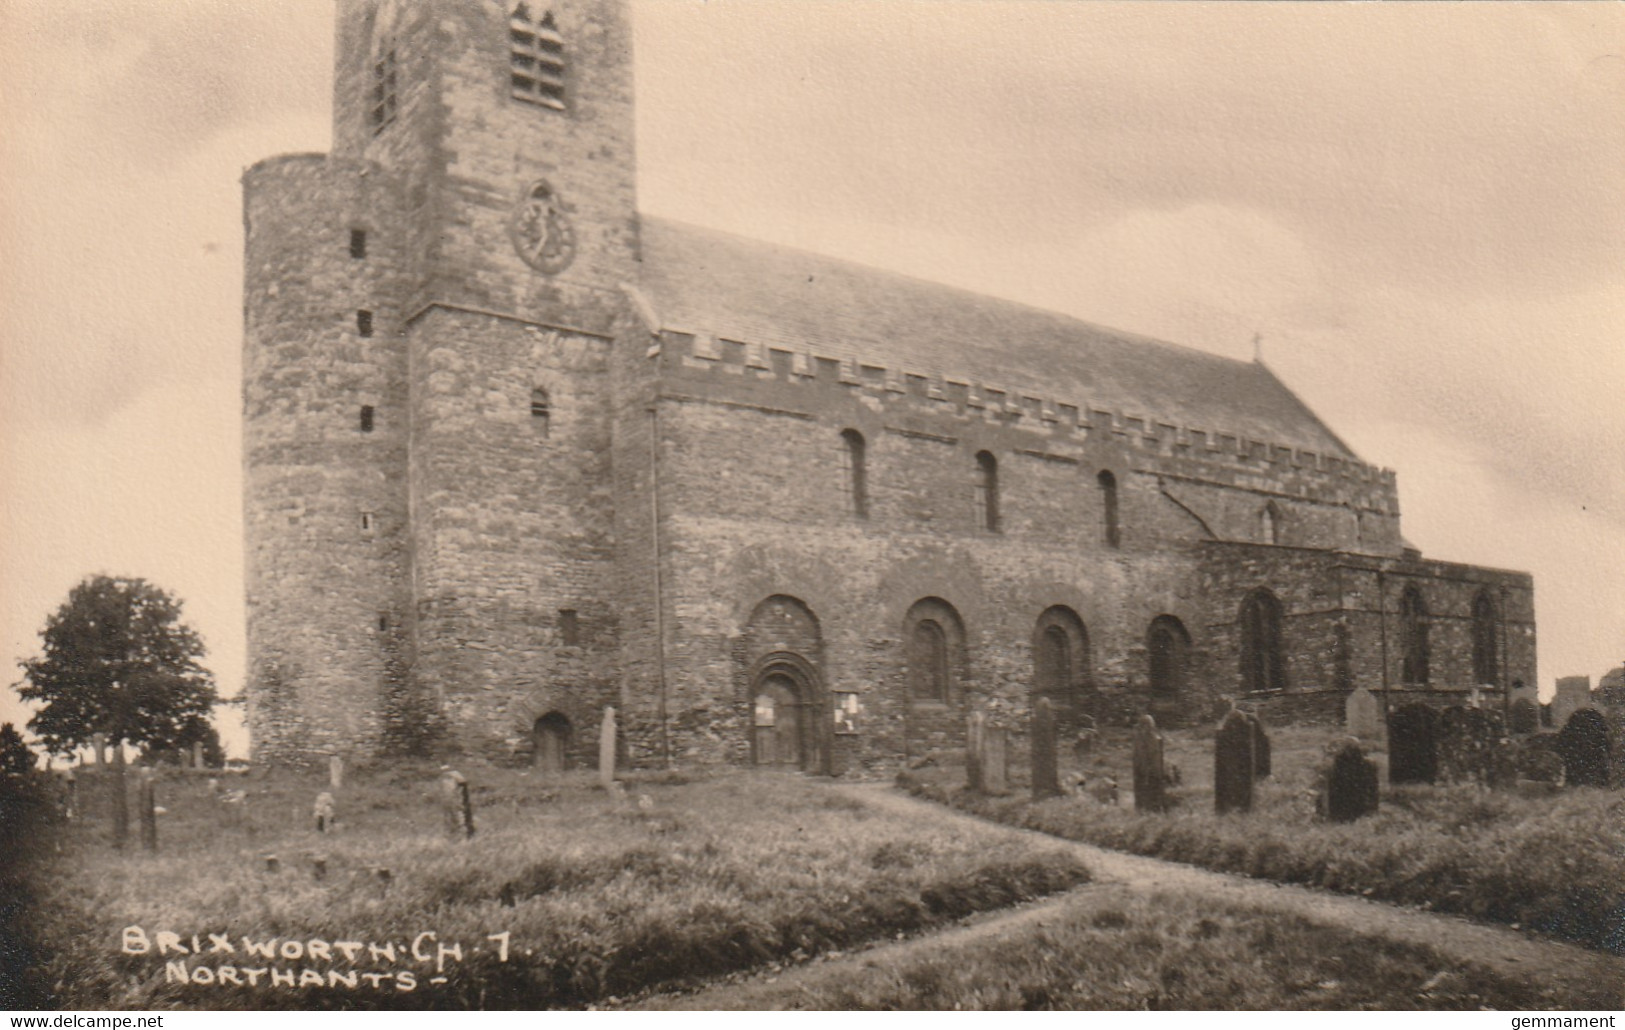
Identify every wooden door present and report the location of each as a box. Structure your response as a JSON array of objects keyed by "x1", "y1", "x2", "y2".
[{"x1": 753, "y1": 675, "x2": 802, "y2": 767}]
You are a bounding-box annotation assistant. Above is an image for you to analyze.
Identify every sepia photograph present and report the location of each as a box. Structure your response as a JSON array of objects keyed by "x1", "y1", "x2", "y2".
[{"x1": 2, "y1": 0, "x2": 1622, "y2": 1014}]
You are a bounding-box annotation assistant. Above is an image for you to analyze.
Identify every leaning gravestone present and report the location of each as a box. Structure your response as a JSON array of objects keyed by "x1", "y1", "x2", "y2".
[
  {"x1": 138, "y1": 768, "x2": 158, "y2": 852},
  {"x1": 1387, "y1": 703, "x2": 1440, "y2": 785},
  {"x1": 599, "y1": 707, "x2": 617, "y2": 789},
  {"x1": 440, "y1": 770, "x2": 474, "y2": 840},
  {"x1": 1214, "y1": 709, "x2": 1256, "y2": 814},
  {"x1": 1132, "y1": 714, "x2": 1168, "y2": 813},
  {"x1": 1345, "y1": 687, "x2": 1383, "y2": 742},
  {"x1": 1031, "y1": 697, "x2": 1061, "y2": 799},
  {"x1": 1508, "y1": 698, "x2": 1539, "y2": 736},
  {"x1": 1327, "y1": 742, "x2": 1379, "y2": 823},
  {"x1": 966, "y1": 711, "x2": 986, "y2": 793},
  {"x1": 1557, "y1": 709, "x2": 1610, "y2": 788},
  {"x1": 1248, "y1": 714, "x2": 1272, "y2": 779},
  {"x1": 982, "y1": 727, "x2": 1009, "y2": 795}
]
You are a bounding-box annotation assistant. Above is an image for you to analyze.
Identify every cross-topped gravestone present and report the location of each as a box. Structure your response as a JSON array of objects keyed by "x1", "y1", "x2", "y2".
[
  {"x1": 1031, "y1": 697, "x2": 1060, "y2": 799},
  {"x1": 1132, "y1": 714, "x2": 1168, "y2": 813},
  {"x1": 599, "y1": 707, "x2": 617, "y2": 789},
  {"x1": 1214, "y1": 709, "x2": 1255, "y2": 814},
  {"x1": 1345, "y1": 687, "x2": 1383, "y2": 742},
  {"x1": 1326, "y1": 741, "x2": 1379, "y2": 822},
  {"x1": 1388, "y1": 703, "x2": 1440, "y2": 785},
  {"x1": 1557, "y1": 708, "x2": 1610, "y2": 788}
]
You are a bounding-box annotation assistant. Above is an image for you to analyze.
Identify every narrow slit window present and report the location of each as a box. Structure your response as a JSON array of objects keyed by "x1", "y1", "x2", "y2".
[
  {"x1": 360, "y1": 512, "x2": 375, "y2": 532},
  {"x1": 357, "y1": 310, "x2": 373, "y2": 337},
  {"x1": 840, "y1": 429, "x2": 868, "y2": 519},
  {"x1": 1098, "y1": 470, "x2": 1120, "y2": 548},
  {"x1": 349, "y1": 229, "x2": 368, "y2": 259},
  {"x1": 360, "y1": 405, "x2": 375, "y2": 433},
  {"x1": 377, "y1": 613, "x2": 389, "y2": 632},
  {"x1": 509, "y1": 5, "x2": 567, "y2": 110},
  {"x1": 975, "y1": 451, "x2": 1000, "y2": 532}
]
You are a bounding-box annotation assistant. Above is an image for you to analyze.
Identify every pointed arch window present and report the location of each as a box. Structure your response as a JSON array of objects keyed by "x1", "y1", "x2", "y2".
[
  {"x1": 839, "y1": 429, "x2": 868, "y2": 519},
  {"x1": 975, "y1": 451, "x2": 1000, "y2": 532},
  {"x1": 1400, "y1": 585, "x2": 1430, "y2": 685},
  {"x1": 510, "y1": 4, "x2": 567, "y2": 110},
  {"x1": 1097, "y1": 470, "x2": 1120, "y2": 548},
  {"x1": 1260, "y1": 501, "x2": 1282, "y2": 545},
  {"x1": 1471, "y1": 590, "x2": 1499, "y2": 687},
  {"x1": 1239, "y1": 589, "x2": 1286, "y2": 693}
]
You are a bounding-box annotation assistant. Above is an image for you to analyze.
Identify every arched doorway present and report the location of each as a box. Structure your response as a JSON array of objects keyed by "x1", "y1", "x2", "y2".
[
  {"x1": 753, "y1": 672, "x2": 805, "y2": 768},
  {"x1": 532, "y1": 711, "x2": 571, "y2": 774}
]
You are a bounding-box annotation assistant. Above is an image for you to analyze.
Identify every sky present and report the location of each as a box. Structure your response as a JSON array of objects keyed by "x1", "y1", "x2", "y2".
[{"x1": 2, "y1": 0, "x2": 1622, "y2": 756}]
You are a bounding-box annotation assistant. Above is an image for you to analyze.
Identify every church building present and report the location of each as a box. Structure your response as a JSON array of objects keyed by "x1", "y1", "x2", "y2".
[{"x1": 242, "y1": 0, "x2": 1536, "y2": 770}]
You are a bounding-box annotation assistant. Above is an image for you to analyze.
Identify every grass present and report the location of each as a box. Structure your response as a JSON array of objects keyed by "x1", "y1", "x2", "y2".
[
  {"x1": 694, "y1": 890, "x2": 1614, "y2": 1010},
  {"x1": 15, "y1": 763, "x2": 1091, "y2": 1009},
  {"x1": 898, "y1": 722, "x2": 1625, "y2": 955}
]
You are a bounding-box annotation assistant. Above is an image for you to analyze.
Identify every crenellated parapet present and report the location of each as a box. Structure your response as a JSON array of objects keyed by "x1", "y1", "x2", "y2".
[{"x1": 654, "y1": 329, "x2": 1399, "y2": 512}]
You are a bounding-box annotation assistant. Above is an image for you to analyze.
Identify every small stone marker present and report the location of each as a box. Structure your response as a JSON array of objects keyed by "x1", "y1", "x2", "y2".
[
  {"x1": 110, "y1": 743, "x2": 130, "y2": 848},
  {"x1": 328, "y1": 754, "x2": 344, "y2": 790},
  {"x1": 1326, "y1": 742, "x2": 1379, "y2": 823},
  {"x1": 92, "y1": 732, "x2": 108, "y2": 767},
  {"x1": 312, "y1": 855, "x2": 327, "y2": 881},
  {"x1": 1388, "y1": 703, "x2": 1440, "y2": 785},
  {"x1": 138, "y1": 768, "x2": 158, "y2": 852},
  {"x1": 1345, "y1": 687, "x2": 1383, "y2": 742},
  {"x1": 1132, "y1": 714, "x2": 1168, "y2": 813},
  {"x1": 966, "y1": 711, "x2": 985, "y2": 793},
  {"x1": 313, "y1": 791, "x2": 336, "y2": 833},
  {"x1": 599, "y1": 707, "x2": 617, "y2": 789},
  {"x1": 1557, "y1": 709, "x2": 1610, "y2": 788},
  {"x1": 191, "y1": 741, "x2": 205, "y2": 770},
  {"x1": 982, "y1": 727, "x2": 1009, "y2": 795},
  {"x1": 441, "y1": 769, "x2": 474, "y2": 839},
  {"x1": 1214, "y1": 709, "x2": 1255, "y2": 814},
  {"x1": 1248, "y1": 713, "x2": 1272, "y2": 779},
  {"x1": 1508, "y1": 698, "x2": 1539, "y2": 735},
  {"x1": 1030, "y1": 697, "x2": 1060, "y2": 799}
]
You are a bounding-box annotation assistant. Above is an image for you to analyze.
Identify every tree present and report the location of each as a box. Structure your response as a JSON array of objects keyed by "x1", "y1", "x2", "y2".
[
  {"x1": 0, "y1": 723, "x2": 36, "y2": 776},
  {"x1": 16, "y1": 575, "x2": 218, "y2": 758}
]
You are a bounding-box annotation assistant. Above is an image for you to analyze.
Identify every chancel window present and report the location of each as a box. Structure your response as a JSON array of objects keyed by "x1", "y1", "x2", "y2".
[{"x1": 510, "y1": 4, "x2": 567, "y2": 110}]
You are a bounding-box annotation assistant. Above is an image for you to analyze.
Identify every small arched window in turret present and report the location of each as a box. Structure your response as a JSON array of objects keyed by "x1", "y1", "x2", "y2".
[
  {"x1": 510, "y1": 4, "x2": 567, "y2": 111},
  {"x1": 530, "y1": 387, "x2": 551, "y2": 438}
]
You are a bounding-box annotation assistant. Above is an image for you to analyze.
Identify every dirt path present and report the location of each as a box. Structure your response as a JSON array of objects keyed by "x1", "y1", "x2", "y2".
[{"x1": 637, "y1": 782, "x2": 1625, "y2": 1010}]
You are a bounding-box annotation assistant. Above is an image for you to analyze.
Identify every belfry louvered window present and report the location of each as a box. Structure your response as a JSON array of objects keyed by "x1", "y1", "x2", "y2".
[{"x1": 510, "y1": 4, "x2": 566, "y2": 110}]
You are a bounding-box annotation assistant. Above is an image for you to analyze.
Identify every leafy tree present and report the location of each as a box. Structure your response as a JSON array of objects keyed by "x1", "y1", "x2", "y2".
[
  {"x1": 0, "y1": 723, "x2": 36, "y2": 776},
  {"x1": 15, "y1": 575, "x2": 218, "y2": 758}
]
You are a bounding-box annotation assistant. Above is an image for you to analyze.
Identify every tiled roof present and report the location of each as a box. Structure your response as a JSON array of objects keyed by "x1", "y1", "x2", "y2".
[{"x1": 637, "y1": 216, "x2": 1358, "y2": 459}]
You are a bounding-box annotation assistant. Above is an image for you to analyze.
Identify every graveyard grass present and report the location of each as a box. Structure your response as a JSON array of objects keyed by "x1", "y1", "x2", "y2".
[
  {"x1": 17, "y1": 764, "x2": 1094, "y2": 1009},
  {"x1": 898, "y1": 723, "x2": 1625, "y2": 956}
]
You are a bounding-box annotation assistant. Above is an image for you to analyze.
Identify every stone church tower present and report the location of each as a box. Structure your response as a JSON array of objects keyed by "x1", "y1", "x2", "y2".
[{"x1": 245, "y1": 0, "x2": 1535, "y2": 771}]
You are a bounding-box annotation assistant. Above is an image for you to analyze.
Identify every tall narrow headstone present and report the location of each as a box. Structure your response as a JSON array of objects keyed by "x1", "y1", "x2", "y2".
[
  {"x1": 983, "y1": 727, "x2": 1009, "y2": 795},
  {"x1": 92, "y1": 732, "x2": 107, "y2": 767},
  {"x1": 1030, "y1": 697, "x2": 1060, "y2": 799},
  {"x1": 1345, "y1": 687, "x2": 1383, "y2": 742},
  {"x1": 1132, "y1": 714, "x2": 1168, "y2": 813},
  {"x1": 440, "y1": 770, "x2": 473, "y2": 839},
  {"x1": 1326, "y1": 742, "x2": 1379, "y2": 822},
  {"x1": 138, "y1": 768, "x2": 158, "y2": 852},
  {"x1": 109, "y1": 742, "x2": 129, "y2": 848},
  {"x1": 1557, "y1": 709, "x2": 1610, "y2": 788},
  {"x1": 191, "y1": 741, "x2": 204, "y2": 770},
  {"x1": 1213, "y1": 710, "x2": 1255, "y2": 814},
  {"x1": 1388, "y1": 703, "x2": 1440, "y2": 785},
  {"x1": 328, "y1": 755, "x2": 344, "y2": 790},
  {"x1": 966, "y1": 711, "x2": 985, "y2": 793},
  {"x1": 599, "y1": 706, "x2": 617, "y2": 789}
]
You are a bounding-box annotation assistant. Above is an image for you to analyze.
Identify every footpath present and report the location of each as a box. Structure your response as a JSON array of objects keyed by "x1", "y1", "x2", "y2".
[{"x1": 638, "y1": 781, "x2": 1625, "y2": 1010}]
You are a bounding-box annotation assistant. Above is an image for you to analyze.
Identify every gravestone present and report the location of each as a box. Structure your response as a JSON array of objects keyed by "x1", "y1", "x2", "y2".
[
  {"x1": 1326, "y1": 742, "x2": 1379, "y2": 823},
  {"x1": 440, "y1": 770, "x2": 474, "y2": 839},
  {"x1": 109, "y1": 743, "x2": 129, "y2": 848},
  {"x1": 1387, "y1": 704, "x2": 1440, "y2": 784},
  {"x1": 1249, "y1": 714, "x2": 1272, "y2": 779},
  {"x1": 92, "y1": 732, "x2": 107, "y2": 766},
  {"x1": 1437, "y1": 706, "x2": 1500, "y2": 785},
  {"x1": 599, "y1": 707, "x2": 617, "y2": 789},
  {"x1": 1344, "y1": 687, "x2": 1383, "y2": 742},
  {"x1": 328, "y1": 755, "x2": 344, "y2": 790},
  {"x1": 1557, "y1": 709, "x2": 1610, "y2": 788},
  {"x1": 1131, "y1": 714, "x2": 1168, "y2": 813},
  {"x1": 1508, "y1": 698, "x2": 1539, "y2": 735},
  {"x1": 138, "y1": 768, "x2": 158, "y2": 852},
  {"x1": 1214, "y1": 709, "x2": 1256, "y2": 814},
  {"x1": 982, "y1": 727, "x2": 1009, "y2": 795},
  {"x1": 191, "y1": 741, "x2": 204, "y2": 770},
  {"x1": 313, "y1": 791, "x2": 335, "y2": 833},
  {"x1": 1031, "y1": 697, "x2": 1061, "y2": 799},
  {"x1": 966, "y1": 711, "x2": 985, "y2": 793}
]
